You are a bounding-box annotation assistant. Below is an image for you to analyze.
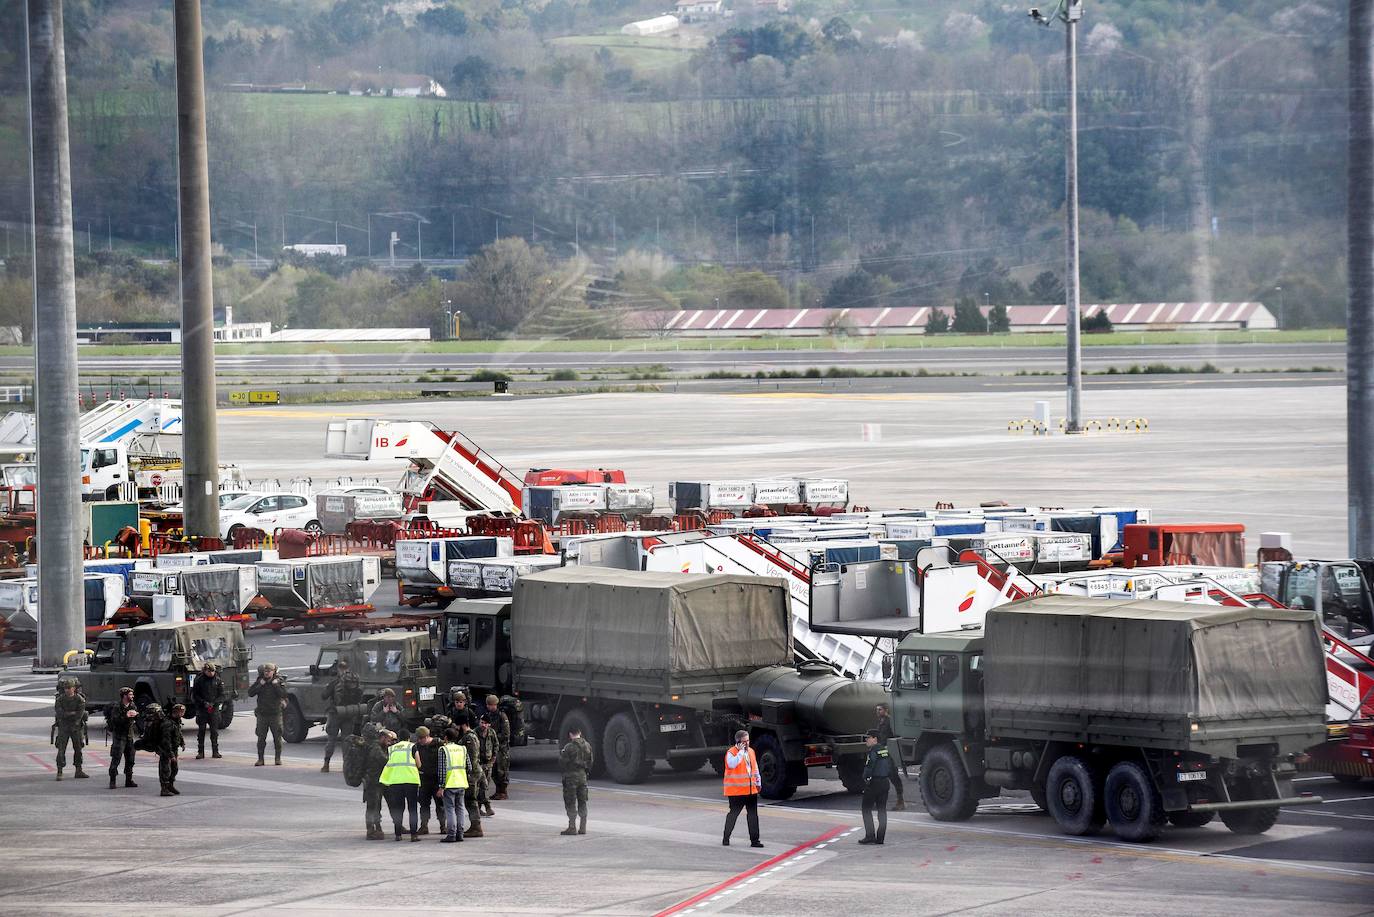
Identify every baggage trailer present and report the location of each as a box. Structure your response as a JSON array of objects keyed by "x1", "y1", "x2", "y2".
[
  {"x1": 396, "y1": 536, "x2": 512, "y2": 607},
  {"x1": 250, "y1": 555, "x2": 379, "y2": 621},
  {"x1": 889, "y1": 595, "x2": 1327, "y2": 841},
  {"x1": 1123, "y1": 523, "x2": 1245, "y2": 568}
]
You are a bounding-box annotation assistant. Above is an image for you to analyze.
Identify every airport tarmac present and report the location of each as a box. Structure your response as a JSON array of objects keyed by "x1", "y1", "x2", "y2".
[{"x1": 218, "y1": 382, "x2": 1347, "y2": 555}]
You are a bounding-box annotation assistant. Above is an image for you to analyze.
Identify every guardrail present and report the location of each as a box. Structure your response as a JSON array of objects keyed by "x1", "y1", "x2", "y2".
[{"x1": 1008, "y1": 417, "x2": 1149, "y2": 435}]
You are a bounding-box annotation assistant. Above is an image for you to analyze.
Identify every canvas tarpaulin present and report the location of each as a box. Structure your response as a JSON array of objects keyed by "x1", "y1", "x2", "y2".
[
  {"x1": 1169, "y1": 531, "x2": 1244, "y2": 567},
  {"x1": 512, "y1": 567, "x2": 791, "y2": 678},
  {"x1": 308, "y1": 558, "x2": 366, "y2": 608},
  {"x1": 985, "y1": 595, "x2": 1326, "y2": 724},
  {"x1": 179, "y1": 566, "x2": 245, "y2": 617}
]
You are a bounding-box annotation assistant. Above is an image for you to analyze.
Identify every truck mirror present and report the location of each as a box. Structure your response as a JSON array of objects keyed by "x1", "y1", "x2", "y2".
[
  {"x1": 308, "y1": 664, "x2": 319, "y2": 677},
  {"x1": 881, "y1": 654, "x2": 893, "y2": 681},
  {"x1": 427, "y1": 619, "x2": 440, "y2": 640},
  {"x1": 421, "y1": 649, "x2": 436, "y2": 669}
]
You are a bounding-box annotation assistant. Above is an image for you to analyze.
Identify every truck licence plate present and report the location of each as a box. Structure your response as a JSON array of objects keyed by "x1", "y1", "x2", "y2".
[
  {"x1": 659, "y1": 722, "x2": 686, "y2": 733},
  {"x1": 1176, "y1": 771, "x2": 1207, "y2": 782},
  {"x1": 419, "y1": 686, "x2": 436, "y2": 701}
]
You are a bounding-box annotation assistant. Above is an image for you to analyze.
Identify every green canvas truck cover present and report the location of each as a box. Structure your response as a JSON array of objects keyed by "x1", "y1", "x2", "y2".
[
  {"x1": 983, "y1": 595, "x2": 1327, "y2": 725},
  {"x1": 512, "y1": 567, "x2": 792, "y2": 678}
]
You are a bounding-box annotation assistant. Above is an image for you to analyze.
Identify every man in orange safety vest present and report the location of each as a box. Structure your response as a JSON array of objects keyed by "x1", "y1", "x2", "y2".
[{"x1": 722, "y1": 729, "x2": 764, "y2": 848}]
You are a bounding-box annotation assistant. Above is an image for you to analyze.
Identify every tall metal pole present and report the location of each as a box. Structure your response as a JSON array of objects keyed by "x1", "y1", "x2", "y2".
[
  {"x1": 174, "y1": 0, "x2": 219, "y2": 540},
  {"x1": 1063, "y1": 0, "x2": 1084, "y2": 433},
  {"x1": 1350, "y1": 0, "x2": 1374, "y2": 557},
  {"x1": 26, "y1": 0, "x2": 84, "y2": 669}
]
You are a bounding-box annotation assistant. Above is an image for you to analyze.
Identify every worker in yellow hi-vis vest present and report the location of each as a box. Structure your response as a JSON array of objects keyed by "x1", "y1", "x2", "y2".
[
  {"x1": 378, "y1": 730, "x2": 421, "y2": 841},
  {"x1": 437, "y1": 727, "x2": 475, "y2": 843}
]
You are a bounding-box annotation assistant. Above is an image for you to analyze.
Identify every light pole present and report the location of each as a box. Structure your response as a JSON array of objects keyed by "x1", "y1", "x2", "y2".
[
  {"x1": 1031, "y1": 0, "x2": 1084, "y2": 432},
  {"x1": 984, "y1": 291, "x2": 991, "y2": 334},
  {"x1": 1274, "y1": 284, "x2": 1284, "y2": 329}
]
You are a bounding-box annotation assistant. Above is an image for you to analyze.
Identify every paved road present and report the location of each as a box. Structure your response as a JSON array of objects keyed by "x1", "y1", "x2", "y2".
[
  {"x1": 0, "y1": 618, "x2": 1369, "y2": 916},
  {"x1": 0, "y1": 342, "x2": 1348, "y2": 378}
]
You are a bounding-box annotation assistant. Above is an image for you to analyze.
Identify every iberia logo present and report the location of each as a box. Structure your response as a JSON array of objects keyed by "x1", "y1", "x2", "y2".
[
  {"x1": 394, "y1": 437, "x2": 408, "y2": 448},
  {"x1": 681, "y1": 562, "x2": 692, "y2": 573},
  {"x1": 958, "y1": 589, "x2": 977, "y2": 613}
]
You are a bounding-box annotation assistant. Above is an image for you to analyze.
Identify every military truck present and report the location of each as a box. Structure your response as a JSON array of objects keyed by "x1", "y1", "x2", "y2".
[
  {"x1": 889, "y1": 595, "x2": 1327, "y2": 841},
  {"x1": 282, "y1": 632, "x2": 440, "y2": 743},
  {"x1": 434, "y1": 568, "x2": 793, "y2": 786},
  {"x1": 78, "y1": 621, "x2": 251, "y2": 729}
]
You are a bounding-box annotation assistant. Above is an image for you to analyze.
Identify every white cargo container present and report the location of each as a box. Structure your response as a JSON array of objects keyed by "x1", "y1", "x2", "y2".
[
  {"x1": 752, "y1": 480, "x2": 802, "y2": 507},
  {"x1": 669, "y1": 481, "x2": 755, "y2": 514},
  {"x1": 605, "y1": 484, "x2": 655, "y2": 516},
  {"x1": 798, "y1": 479, "x2": 849, "y2": 509},
  {"x1": 523, "y1": 485, "x2": 608, "y2": 524}
]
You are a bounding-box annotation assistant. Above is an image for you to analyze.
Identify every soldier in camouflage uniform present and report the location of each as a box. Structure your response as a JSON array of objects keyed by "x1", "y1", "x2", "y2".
[
  {"x1": 482, "y1": 695, "x2": 511, "y2": 800},
  {"x1": 53, "y1": 678, "x2": 89, "y2": 781},
  {"x1": 104, "y1": 686, "x2": 141, "y2": 789},
  {"x1": 158, "y1": 703, "x2": 186, "y2": 796},
  {"x1": 456, "y1": 719, "x2": 484, "y2": 837},
  {"x1": 322, "y1": 658, "x2": 364, "y2": 773},
  {"x1": 368, "y1": 688, "x2": 408, "y2": 739},
  {"x1": 361, "y1": 724, "x2": 389, "y2": 840},
  {"x1": 190, "y1": 662, "x2": 224, "y2": 759},
  {"x1": 476, "y1": 716, "x2": 498, "y2": 817},
  {"x1": 559, "y1": 726, "x2": 594, "y2": 836},
  {"x1": 248, "y1": 663, "x2": 288, "y2": 766}
]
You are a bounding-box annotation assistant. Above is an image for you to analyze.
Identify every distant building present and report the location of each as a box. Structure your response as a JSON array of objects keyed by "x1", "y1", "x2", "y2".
[
  {"x1": 283, "y1": 244, "x2": 347, "y2": 258},
  {"x1": 389, "y1": 75, "x2": 447, "y2": 98},
  {"x1": 674, "y1": 0, "x2": 723, "y2": 20},
  {"x1": 622, "y1": 14, "x2": 680, "y2": 35}
]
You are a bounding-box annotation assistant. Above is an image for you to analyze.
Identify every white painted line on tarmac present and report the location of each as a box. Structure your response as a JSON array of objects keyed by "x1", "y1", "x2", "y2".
[{"x1": 0, "y1": 694, "x2": 51, "y2": 705}]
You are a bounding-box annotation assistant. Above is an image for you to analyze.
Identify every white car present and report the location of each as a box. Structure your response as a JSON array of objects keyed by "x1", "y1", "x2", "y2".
[
  {"x1": 166, "y1": 490, "x2": 257, "y2": 515},
  {"x1": 219, "y1": 491, "x2": 321, "y2": 540}
]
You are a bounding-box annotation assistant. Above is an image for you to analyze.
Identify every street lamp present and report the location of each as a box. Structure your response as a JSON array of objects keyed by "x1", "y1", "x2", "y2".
[
  {"x1": 1031, "y1": 0, "x2": 1084, "y2": 433},
  {"x1": 984, "y1": 292, "x2": 991, "y2": 334},
  {"x1": 1275, "y1": 285, "x2": 1284, "y2": 329}
]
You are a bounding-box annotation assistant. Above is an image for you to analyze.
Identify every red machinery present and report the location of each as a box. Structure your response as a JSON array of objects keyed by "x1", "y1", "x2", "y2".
[
  {"x1": 523, "y1": 468, "x2": 627, "y2": 486},
  {"x1": 1122, "y1": 523, "x2": 1246, "y2": 568}
]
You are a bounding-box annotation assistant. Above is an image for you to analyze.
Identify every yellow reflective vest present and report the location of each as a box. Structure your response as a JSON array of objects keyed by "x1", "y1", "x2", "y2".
[
  {"x1": 378, "y1": 740, "x2": 420, "y2": 786},
  {"x1": 442, "y1": 742, "x2": 469, "y2": 790}
]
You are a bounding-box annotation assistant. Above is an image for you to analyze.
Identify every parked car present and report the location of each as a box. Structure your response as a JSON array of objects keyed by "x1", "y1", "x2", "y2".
[{"x1": 219, "y1": 492, "x2": 321, "y2": 541}]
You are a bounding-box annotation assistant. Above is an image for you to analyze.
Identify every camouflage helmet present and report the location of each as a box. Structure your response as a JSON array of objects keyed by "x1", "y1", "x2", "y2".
[
  {"x1": 202, "y1": 662, "x2": 217, "y2": 674},
  {"x1": 119, "y1": 686, "x2": 134, "y2": 697},
  {"x1": 430, "y1": 714, "x2": 452, "y2": 731},
  {"x1": 360, "y1": 723, "x2": 379, "y2": 742},
  {"x1": 170, "y1": 703, "x2": 186, "y2": 715},
  {"x1": 57, "y1": 676, "x2": 81, "y2": 692},
  {"x1": 144, "y1": 703, "x2": 163, "y2": 716}
]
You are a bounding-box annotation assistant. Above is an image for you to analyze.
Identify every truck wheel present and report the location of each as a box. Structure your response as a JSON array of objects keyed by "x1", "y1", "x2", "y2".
[
  {"x1": 1219, "y1": 806, "x2": 1280, "y2": 836},
  {"x1": 1045, "y1": 755, "x2": 1105, "y2": 836},
  {"x1": 1167, "y1": 810, "x2": 1215, "y2": 828},
  {"x1": 1104, "y1": 761, "x2": 1166, "y2": 842},
  {"x1": 282, "y1": 698, "x2": 308, "y2": 744},
  {"x1": 837, "y1": 755, "x2": 867, "y2": 795},
  {"x1": 216, "y1": 701, "x2": 235, "y2": 730},
  {"x1": 1333, "y1": 773, "x2": 1365, "y2": 786},
  {"x1": 753, "y1": 733, "x2": 796, "y2": 800},
  {"x1": 668, "y1": 756, "x2": 708, "y2": 774},
  {"x1": 560, "y1": 708, "x2": 606, "y2": 779},
  {"x1": 602, "y1": 712, "x2": 652, "y2": 784},
  {"x1": 919, "y1": 743, "x2": 978, "y2": 821}
]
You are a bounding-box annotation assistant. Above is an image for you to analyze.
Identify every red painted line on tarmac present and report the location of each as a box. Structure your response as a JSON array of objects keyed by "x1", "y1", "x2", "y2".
[
  {"x1": 652, "y1": 825, "x2": 847, "y2": 917},
  {"x1": 27, "y1": 753, "x2": 54, "y2": 772}
]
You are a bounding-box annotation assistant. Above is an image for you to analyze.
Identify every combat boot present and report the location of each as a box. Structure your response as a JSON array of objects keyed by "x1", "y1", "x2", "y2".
[
  {"x1": 493, "y1": 789, "x2": 508, "y2": 800},
  {"x1": 124, "y1": 776, "x2": 138, "y2": 788},
  {"x1": 55, "y1": 768, "x2": 62, "y2": 781},
  {"x1": 560, "y1": 819, "x2": 577, "y2": 836},
  {"x1": 482, "y1": 802, "x2": 495, "y2": 817},
  {"x1": 74, "y1": 768, "x2": 88, "y2": 779},
  {"x1": 255, "y1": 757, "x2": 265, "y2": 767},
  {"x1": 274, "y1": 752, "x2": 282, "y2": 766},
  {"x1": 578, "y1": 815, "x2": 587, "y2": 835},
  {"x1": 320, "y1": 757, "x2": 330, "y2": 773},
  {"x1": 196, "y1": 743, "x2": 205, "y2": 760},
  {"x1": 211, "y1": 746, "x2": 222, "y2": 759},
  {"x1": 160, "y1": 787, "x2": 174, "y2": 797},
  {"x1": 169, "y1": 783, "x2": 180, "y2": 795},
  {"x1": 108, "y1": 775, "x2": 117, "y2": 789},
  {"x1": 463, "y1": 824, "x2": 484, "y2": 838},
  {"x1": 893, "y1": 799, "x2": 906, "y2": 811},
  {"x1": 418, "y1": 820, "x2": 429, "y2": 836}
]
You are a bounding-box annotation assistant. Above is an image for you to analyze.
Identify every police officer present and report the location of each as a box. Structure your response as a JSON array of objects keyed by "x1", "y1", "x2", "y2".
[
  {"x1": 105, "y1": 686, "x2": 141, "y2": 789},
  {"x1": 874, "y1": 703, "x2": 905, "y2": 810},
  {"x1": 248, "y1": 663, "x2": 288, "y2": 766},
  {"x1": 322, "y1": 658, "x2": 363, "y2": 773},
  {"x1": 858, "y1": 729, "x2": 892, "y2": 845},
  {"x1": 52, "y1": 678, "x2": 88, "y2": 781},
  {"x1": 191, "y1": 663, "x2": 224, "y2": 760},
  {"x1": 559, "y1": 726, "x2": 594, "y2": 836}
]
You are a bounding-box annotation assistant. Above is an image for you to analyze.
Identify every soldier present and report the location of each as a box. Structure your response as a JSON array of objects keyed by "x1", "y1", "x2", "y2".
[
  {"x1": 476, "y1": 716, "x2": 497, "y2": 817},
  {"x1": 413, "y1": 725, "x2": 444, "y2": 835},
  {"x1": 248, "y1": 663, "x2": 288, "y2": 766},
  {"x1": 52, "y1": 678, "x2": 89, "y2": 781},
  {"x1": 190, "y1": 662, "x2": 225, "y2": 760},
  {"x1": 322, "y1": 658, "x2": 363, "y2": 773},
  {"x1": 369, "y1": 688, "x2": 408, "y2": 739},
  {"x1": 437, "y1": 727, "x2": 474, "y2": 842},
  {"x1": 483, "y1": 695, "x2": 511, "y2": 800},
  {"x1": 559, "y1": 726, "x2": 594, "y2": 836},
  {"x1": 445, "y1": 688, "x2": 478, "y2": 729},
  {"x1": 360, "y1": 724, "x2": 389, "y2": 840},
  {"x1": 874, "y1": 703, "x2": 905, "y2": 810},
  {"x1": 456, "y1": 719, "x2": 484, "y2": 838},
  {"x1": 159, "y1": 703, "x2": 186, "y2": 796},
  {"x1": 104, "y1": 686, "x2": 141, "y2": 789},
  {"x1": 858, "y1": 729, "x2": 892, "y2": 845}
]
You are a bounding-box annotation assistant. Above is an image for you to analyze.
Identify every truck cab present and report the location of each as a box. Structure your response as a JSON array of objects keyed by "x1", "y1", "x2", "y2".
[
  {"x1": 887, "y1": 629, "x2": 989, "y2": 786},
  {"x1": 433, "y1": 598, "x2": 514, "y2": 698},
  {"x1": 1262, "y1": 560, "x2": 1374, "y2": 640},
  {"x1": 79, "y1": 621, "x2": 251, "y2": 728},
  {"x1": 283, "y1": 632, "x2": 440, "y2": 743}
]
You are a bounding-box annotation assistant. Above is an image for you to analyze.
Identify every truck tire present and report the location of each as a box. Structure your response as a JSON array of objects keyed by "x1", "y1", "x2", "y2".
[
  {"x1": 1167, "y1": 810, "x2": 1215, "y2": 828},
  {"x1": 753, "y1": 733, "x2": 796, "y2": 800},
  {"x1": 282, "y1": 698, "x2": 308, "y2": 744},
  {"x1": 837, "y1": 754, "x2": 867, "y2": 795},
  {"x1": 919, "y1": 743, "x2": 978, "y2": 821},
  {"x1": 560, "y1": 707, "x2": 606, "y2": 779},
  {"x1": 1333, "y1": 773, "x2": 1365, "y2": 786},
  {"x1": 1104, "y1": 761, "x2": 1166, "y2": 842},
  {"x1": 668, "y1": 756, "x2": 708, "y2": 774},
  {"x1": 1219, "y1": 806, "x2": 1280, "y2": 836},
  {"x1": 602, "y1": 711, "x2": 652, "y2": 784},
  {"x1": 216, "y1": 701, "x2": 235, "y2": 730},
  {"x1": 1045, "y1": 755, "x2": 1105, "y2": 836}
]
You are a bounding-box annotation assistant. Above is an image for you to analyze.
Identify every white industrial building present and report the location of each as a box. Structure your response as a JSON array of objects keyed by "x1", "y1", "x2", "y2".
[{"x1": 622, "y1": 14, "x2": 680, "y2": 35}]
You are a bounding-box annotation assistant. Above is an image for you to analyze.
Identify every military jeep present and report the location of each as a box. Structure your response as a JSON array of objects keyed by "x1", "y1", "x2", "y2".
[
  {"x1": 283, "y1": 632, "x2": 440, "y2": 743},
  {"x1": 78, "y1": 621, "x2": 251, "y2": 729}
]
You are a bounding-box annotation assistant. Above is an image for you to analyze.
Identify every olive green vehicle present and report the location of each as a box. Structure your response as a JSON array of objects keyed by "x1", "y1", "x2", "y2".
[
  {"x1": 282, "y1": 632, "x2": 440, "y2": 743},
  {"x1": 77, "y1": 621, "x2": 251, "y2": 729}
]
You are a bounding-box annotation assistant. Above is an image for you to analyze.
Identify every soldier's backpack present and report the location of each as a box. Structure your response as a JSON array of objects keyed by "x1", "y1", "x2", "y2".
[
  {"x1": 500, "y1": 695, "x2": 526, "y2": 746},
  {"x1": 341, "y1": 734, "x2": 368, "y2": 787}
]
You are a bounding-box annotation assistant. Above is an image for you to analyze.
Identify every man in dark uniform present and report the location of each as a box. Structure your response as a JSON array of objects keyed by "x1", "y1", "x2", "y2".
[
  {"x1": 156, "y1": 703, "x2": 186, "y2": 796},
  {"x1": 322, "y1": 657, "x2": 363, "y2": 773},
  {"x1": 248, "y1": 663, "x2": 288, "y2": 766},
  {"x1": 104, "y1": 686, "x2": 141, "y2": 789},
  {"x1": 53, "y1": 678, "x2": 88, "y2": 780},
  {"x1": 858, "y1": 729, "x2": 892, "y2": 845},
  {"x1": 445, "y1": 689, "x2": 478, "y2": 729},
  {"x1": 874, "y1": 703, "x2": 905, "y2": 810},
  {"x1": 483, "y1": 695, "x2": 511, "y2": 800},
  {"x1": 190, "y1": 663, "x2": 224, "y2": 760},
  {"x1": 559, "y1": 726, "x2": 594, "y2": 836}
]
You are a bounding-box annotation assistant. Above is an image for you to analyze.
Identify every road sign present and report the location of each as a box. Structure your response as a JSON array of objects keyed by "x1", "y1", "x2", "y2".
[{"x1": 229, "y1": 390, "x2": 280, "y2": 405}]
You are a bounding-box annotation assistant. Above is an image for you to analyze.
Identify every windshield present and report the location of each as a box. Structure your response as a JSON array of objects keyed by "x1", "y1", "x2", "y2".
[
  {"x1": 222, "y1": 494, "x2": 262, "y2": 512},
  {"x1": 360, "y1": 647, "x2": 406, "y2": 676},
  {"x1": 128, "y1": 632, "x2": 175, "y2": 671},
  {"x1": 189, "y1": 633, "x2": 236, "y2": 667}
]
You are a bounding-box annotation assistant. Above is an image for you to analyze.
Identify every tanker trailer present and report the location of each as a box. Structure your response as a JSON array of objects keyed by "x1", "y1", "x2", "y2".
[{"x1": 736, "y1": 660, "x2": 889, "y2": 799}]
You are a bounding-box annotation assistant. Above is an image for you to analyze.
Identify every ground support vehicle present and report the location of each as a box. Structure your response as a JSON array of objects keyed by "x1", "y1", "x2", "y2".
[
  {"x1": 282, "y1": 632, "x2": 439, "y2": 743},
  {"x1": 249, "y1": 555, "x2": 379, "y2": 622},
  {"x1": 1261, "y1": 559, "x2": 1374, "y2": 639},
  {"x1": 1301, "y1": 721, "x2": 1374, "y2": 785},
  {"x1": 435, "y1": 569, "x2": 793, "y2": 785},
  {"x1": 888, "y1": 595, "x2": 1327, "y2": 841},
  {"x1": 396, "y1": 536, "x2": 512, "y2": 607},
  {"x1": 77, "y1": 621, "x2": 250, "y2": 728},
  {"x1": 1122, "y1": 523, "x2": 1245, "y2": 568}
]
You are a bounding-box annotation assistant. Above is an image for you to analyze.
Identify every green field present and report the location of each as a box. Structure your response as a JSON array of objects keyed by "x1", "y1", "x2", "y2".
[
  {"x1": 0, "y1": 329, "x2": 1342, "y2": 359},
  {"x1": 550, "y1": 32, "x2": 706, "y2": 73}
]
